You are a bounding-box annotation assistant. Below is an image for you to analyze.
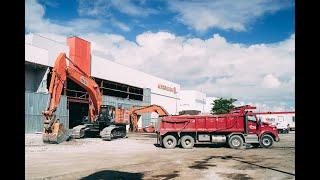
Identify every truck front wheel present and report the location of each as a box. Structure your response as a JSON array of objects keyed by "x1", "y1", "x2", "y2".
[
  {"x1": 162, "y1": 135, "x2": 177, "y2": 149},
  {"x1": 260, "y1": 134, "x2": 273, "y2": 148},
  {"x1": 228, "y1": 135, "x2": 244, "y2": 149},
  {"x1": 181, "y1": 135, "x2": 195, "y2": 149}
]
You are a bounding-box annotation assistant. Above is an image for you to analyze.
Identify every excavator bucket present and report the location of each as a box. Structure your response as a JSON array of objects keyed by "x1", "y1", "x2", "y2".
[{"x1": 43, "y1": 122, "x2": 71, "y2": 144}]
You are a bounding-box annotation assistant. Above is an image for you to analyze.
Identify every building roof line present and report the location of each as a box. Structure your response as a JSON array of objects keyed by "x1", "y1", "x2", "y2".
[
  {"x1": 33, "y1": 33, "x2": 67, "y2": 45},
  {"x1": 29, "y1": 33, "x2": 181, "y2": 88},
  {"x1": 93, "y1": 55, "x2": 180, "y2": 87}
]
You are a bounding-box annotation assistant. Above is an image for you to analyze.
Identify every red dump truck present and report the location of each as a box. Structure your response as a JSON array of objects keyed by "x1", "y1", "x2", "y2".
[{"x1": 157, "y1": 105, "x2": 279, "y2": 149}]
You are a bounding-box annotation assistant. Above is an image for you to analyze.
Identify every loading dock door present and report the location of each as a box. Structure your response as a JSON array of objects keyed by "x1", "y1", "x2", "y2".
[{"x1": 68, "y1": 100, "x2": 89, "y2": 129}]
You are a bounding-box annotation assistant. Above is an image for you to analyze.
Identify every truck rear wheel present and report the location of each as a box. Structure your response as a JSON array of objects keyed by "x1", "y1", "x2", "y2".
[
  {"x1": 228, "y1": 135, "x2": 243, "y2": 149},
  {"x1": 163, "y1": 135, "x2": 177, "y2": 149},
  {"x1": 181, "y1": 135, "x2": 195, "y2": 149},
  {"x1": 260, "y1": 134, "x2": 273, "y2": 148}
]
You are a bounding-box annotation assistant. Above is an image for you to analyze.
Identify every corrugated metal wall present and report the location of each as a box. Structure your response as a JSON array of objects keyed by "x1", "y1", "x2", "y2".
[
  {"x1": 25, "y1": 92, "x2": 69, "y2": 133},
  {"x1": 25, "y1": 88, "x2": 152, "y2": 133},
  {"x1": 101, "y1": 88, "x2": 152, "y2": 127},
  {"x1": 142, "y1": 88, "x2": 151, "y2": 127}
]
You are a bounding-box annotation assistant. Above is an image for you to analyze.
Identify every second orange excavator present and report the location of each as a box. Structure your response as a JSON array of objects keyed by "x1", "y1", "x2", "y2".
[{"x1": 129, "y1": 104, "x2": 169, "y2": 132}]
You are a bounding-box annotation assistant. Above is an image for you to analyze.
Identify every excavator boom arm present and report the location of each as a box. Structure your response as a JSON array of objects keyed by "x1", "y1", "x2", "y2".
[
  {"x1": 46, "y1": 53, "x2": 67, "y2": 115},
  {"x1": 44, "y1": 53, "x2": 102, "y2": 120},
  {"x1": 131, "y1": 105, "x2": 169, "y2": 116},
  {"x1": 129, "y1": 104, "x2": 169, "y2": 132},
  {"x1": 42, "y1": 53, "x2": 102, "y2": 143}
]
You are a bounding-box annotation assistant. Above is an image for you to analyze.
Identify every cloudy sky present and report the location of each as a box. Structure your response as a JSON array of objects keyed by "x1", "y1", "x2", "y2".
[{"x1": 25, "y1": 0, "x2": 295, "y2": 112}]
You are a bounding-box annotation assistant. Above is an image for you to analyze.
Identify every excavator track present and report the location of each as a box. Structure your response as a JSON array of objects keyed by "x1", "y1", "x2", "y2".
[
  {"x1": 100, "y1": 125, "x2": 127, "y2": 141},
  {"x1": 71, "y1": 125, "x2": 89, "y2": 139}
]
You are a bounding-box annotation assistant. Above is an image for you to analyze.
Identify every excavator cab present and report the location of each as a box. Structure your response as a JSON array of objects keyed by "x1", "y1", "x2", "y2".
[{"x1": 95, "y1": 105, "x2": 116, "y2": 128}]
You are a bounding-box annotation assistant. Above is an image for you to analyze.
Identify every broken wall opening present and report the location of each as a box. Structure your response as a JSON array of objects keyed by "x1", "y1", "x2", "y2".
[
  {"x1": 95, "y1": 78, "x2": 144, "y2": 101},
  {"x1": 25, "y1": 62, "x2": 49, "y2": 93},
  {"x1": 68, "y1": 101, "x2": 89, "y2": 128}
]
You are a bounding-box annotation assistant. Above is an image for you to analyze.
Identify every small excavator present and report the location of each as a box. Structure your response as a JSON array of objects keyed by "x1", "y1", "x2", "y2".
[
  {"x1": 42, "y1": 52, "x2": 127, "y2": 144},
  {"x1": 129, "y1": 104, "x2": 169, "y2": 132}
]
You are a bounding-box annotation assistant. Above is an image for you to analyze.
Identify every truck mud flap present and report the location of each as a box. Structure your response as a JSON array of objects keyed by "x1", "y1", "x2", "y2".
[{"x1": 157, "y1": 133, "x2": 163, "y2": 146}]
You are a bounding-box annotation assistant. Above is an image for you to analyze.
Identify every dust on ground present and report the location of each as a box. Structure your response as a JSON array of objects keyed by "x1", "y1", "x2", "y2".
[{"x1": 26, "y1": 131, "x2": 295, "y2": 180}]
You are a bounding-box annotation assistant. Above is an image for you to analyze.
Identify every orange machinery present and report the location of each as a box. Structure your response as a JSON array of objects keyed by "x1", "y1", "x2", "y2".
[
  {"x1": 129, "y1": 104, "x2": 169, "y2": 133},
  {"x1": 42, "y1": 37, "x2": 128, "y2": 143}
]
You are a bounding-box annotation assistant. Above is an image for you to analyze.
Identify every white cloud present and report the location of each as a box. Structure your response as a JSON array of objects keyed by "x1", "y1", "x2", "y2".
[
  {"x1": 261, "y1": 74, "x2": 281, "y2": 88},
  {"x1": 111, "y1": 0, "x2": 157, "y2": 16},
  {"x1": 26, "y1": 0, "x2": 104, "y2": 34},
  {"x1": 85, "y1": 32, "x2": 294, "y2": 110},
  {"x1": 111, "y1": 19, "x2": 131, "y2": 32},
  {"x1": 168, "y1": 0, "x2": 291, "y2": 32},
  {"x1": 77, "y1": 0, "x2": 157, "y2": 17},
  {"x1": 78, "y1": 0, "x2": 112, "y2": 17}
]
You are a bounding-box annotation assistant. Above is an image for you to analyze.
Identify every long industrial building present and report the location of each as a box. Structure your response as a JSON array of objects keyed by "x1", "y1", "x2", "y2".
[
  {"x1": 179, "y1": 90, "x2": 217, "y2": 114},
  {"x1": 25, "y1": 34, "x2": 217, "y2": 133}
]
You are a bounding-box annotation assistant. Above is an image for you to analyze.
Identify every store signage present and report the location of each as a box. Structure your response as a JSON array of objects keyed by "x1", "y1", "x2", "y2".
[{"x1": 158, "y1": 84, "x2": 177, "y2": 94}]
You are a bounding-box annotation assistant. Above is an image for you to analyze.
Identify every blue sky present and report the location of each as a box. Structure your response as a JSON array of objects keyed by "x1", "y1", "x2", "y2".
[
  {"x1": 26, "y1": 0, "x2": 295, "y2": 111},
  {"x1": 36, "y1": 0, "x2": 294, "y2": 44}
]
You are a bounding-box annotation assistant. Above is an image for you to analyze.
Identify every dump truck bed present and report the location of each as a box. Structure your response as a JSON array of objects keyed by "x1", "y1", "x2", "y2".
[{"x1": 158, "y1": 114, "x2": 246, "y2": 135}]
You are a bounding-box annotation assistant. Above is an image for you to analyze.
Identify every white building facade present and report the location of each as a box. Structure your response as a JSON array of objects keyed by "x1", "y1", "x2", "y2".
[
  {"x1": 178, "y1": 90, "x2": 217, "y2": 114},
  {"x1": 25, "y1": 34, "x2": 180, "y2": 116}
]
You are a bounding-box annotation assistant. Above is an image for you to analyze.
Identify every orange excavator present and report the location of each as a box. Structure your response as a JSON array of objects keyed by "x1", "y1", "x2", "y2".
[
  {"x1": 42, "y1": 52, "x2": 127, "y2": 143},
  {"x1": 129, "y1": 104, "x2": 169, "y2": 132}
]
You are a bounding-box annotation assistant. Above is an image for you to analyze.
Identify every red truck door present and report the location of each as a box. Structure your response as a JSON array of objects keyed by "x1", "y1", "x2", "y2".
[{"x1": 246, "y1": 115, "x2": 258, "y2": 134}]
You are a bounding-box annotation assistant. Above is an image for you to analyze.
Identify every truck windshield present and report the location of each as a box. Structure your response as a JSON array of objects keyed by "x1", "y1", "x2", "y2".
[{"x1": 247, "y1": 116, "x2": 257, "y2": 122}]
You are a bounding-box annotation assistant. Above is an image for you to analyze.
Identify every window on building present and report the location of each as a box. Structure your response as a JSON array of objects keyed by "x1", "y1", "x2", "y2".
[
  {"x1": 96, "y1": 78, "x2": 144, "y2": 101},
  {"x1": 46, "y1": 75, "x2": 144, "y2": 101},
  {"x1": 292, "y1": 116, "x2": 295, "y2": 122}
]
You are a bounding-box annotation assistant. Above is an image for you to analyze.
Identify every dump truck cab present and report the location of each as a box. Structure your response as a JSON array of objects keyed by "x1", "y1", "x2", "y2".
[{"x1": 245, "y1": 111, "x2": 280, "y2": 144}]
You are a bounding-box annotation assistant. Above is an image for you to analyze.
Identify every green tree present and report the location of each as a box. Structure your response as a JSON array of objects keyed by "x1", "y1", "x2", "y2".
[{"x1": 211, "y1": 98, "x2": 237, "y2": 114}]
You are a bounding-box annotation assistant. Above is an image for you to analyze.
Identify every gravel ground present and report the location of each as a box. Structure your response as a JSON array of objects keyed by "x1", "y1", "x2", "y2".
[{"x1": 25, "y1": 131, "x2": 295, "y2": 180}]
